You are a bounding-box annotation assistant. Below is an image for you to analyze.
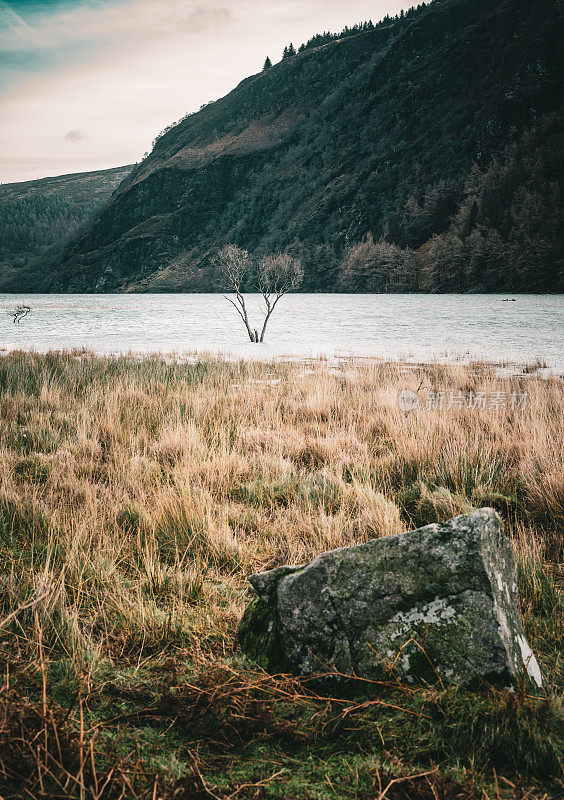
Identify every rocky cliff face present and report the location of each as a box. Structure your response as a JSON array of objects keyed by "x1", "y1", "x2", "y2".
[{"x1": 38, "y1": 0, "x2": 564, "y2": 292}]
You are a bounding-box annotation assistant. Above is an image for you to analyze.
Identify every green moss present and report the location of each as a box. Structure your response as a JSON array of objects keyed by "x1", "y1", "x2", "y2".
[{"x1": 238, "y1": 598, "x2": 288, "y2": 672}]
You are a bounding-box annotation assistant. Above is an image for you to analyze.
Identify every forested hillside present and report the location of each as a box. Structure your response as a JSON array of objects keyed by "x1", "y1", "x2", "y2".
[
  {"x1": 0, "y1": 165, "x2": 131, "y2": 291},
  {"x1": 7, "y1": 0, "x2": 564, "y2": 293}
]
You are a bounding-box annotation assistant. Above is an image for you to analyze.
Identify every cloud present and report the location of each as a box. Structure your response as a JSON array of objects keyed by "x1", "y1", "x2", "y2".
[
  {"x1": 1, "y1": 0, "x2": 232, "y2": 56},
  {"x1": 0, "y1": 0, "x2": 407, "y2": 182},
  {"x1": 0, "y1": 1, "x2": 33, "y2": 39},
  {"x1": 65, "y1": 129, "x2": 87, "y2": 142}
]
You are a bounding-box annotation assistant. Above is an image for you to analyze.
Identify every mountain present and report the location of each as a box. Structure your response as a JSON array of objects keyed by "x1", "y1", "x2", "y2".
[
  {"x1": 11, "y1": 0, "x2": 564, "y2": 293},
  {"x1": 0, "y1": 165, "x2": 132, "y2": 291}
]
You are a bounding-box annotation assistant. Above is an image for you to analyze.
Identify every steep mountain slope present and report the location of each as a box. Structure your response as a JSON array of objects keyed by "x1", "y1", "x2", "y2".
[
  {"x1": 0, "y1": 165, "x2": 132, "y2": 291},
  {"x1": 40, "y1": 0, "x2": 564, "y2": 292}
]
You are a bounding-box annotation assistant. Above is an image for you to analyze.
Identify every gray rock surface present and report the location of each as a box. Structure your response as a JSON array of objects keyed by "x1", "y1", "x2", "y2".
[{"x1": 238, "y1": 508, "x2": 542, "y2": 688}]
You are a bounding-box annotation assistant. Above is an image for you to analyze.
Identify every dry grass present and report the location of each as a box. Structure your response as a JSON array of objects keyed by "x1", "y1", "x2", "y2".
[{"x1": 0, "y1": 351, "x2": 562, "y2": 798}]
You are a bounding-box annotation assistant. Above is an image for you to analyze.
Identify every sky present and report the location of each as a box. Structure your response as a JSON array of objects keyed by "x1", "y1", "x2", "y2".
[{"x1": 0, "y1": 0, "x2": 406, "y2": 183}]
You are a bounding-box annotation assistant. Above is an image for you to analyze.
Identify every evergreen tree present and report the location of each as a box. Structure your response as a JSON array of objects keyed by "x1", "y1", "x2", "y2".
[{"x1": 263, "y1": 56, "x2": 272, "y2": 70}]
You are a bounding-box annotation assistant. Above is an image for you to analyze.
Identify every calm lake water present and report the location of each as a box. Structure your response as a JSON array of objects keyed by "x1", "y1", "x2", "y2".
[{"x1": 1, "y1": 294, "x2": 563, "y2": 371}]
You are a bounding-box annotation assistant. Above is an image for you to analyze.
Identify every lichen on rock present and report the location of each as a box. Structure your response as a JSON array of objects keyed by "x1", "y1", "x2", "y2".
[{"x1": 237, "y1": 508, "x2": 542, "y2": 689}]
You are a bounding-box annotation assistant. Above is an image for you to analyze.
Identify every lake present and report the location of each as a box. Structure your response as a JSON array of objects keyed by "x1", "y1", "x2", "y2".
[{"x1": 1, "y1": 294, "x2": 562, "y2": 371}]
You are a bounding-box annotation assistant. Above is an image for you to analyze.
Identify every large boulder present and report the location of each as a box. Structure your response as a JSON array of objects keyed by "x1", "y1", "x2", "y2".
[{"x1": 238, "y1": 508, "x2": 542, "y2": 688}]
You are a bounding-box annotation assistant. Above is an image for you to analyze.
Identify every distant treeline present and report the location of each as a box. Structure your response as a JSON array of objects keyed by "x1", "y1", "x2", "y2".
[
  {"x1": 283, "y1": 5, "x2": 427, "y2": 56},
  {"x1": 336, "y1": 113, "x2": 563, "y2": 292},
  {"x1": 0, "y1": 167, "x2": 131, "y2": 290},
  {"x1": 0, "y1": 193, "x2": 102, "y2": 270}
]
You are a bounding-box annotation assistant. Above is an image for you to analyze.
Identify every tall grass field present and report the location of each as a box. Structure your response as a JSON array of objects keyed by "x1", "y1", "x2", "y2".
[{"x1": 0, "y1": 351, "x2": 562, "y2": 799}]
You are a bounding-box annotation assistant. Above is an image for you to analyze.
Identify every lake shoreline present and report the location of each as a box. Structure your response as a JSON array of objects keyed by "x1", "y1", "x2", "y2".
[
  {"x1": 1, "y1": 347, "x2": 562, "y2": 380},
  {"x1": 1, "y1": 293, "x2": 562, "y2": 370}
]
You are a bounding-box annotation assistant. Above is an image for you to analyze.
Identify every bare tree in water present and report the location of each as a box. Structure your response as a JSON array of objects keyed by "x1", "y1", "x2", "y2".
[
  {"x1": 217, "y1": 245, "x2": 256, "y2": 341},
  {"x1": 218, "y1": 245, "x2": 303, "y2": 342},
  {"x1": 257, "y1": 253, "x2": 303, "y2": 342},
  {"x1": 7, "y1": 305, "x2": 31, "y2": 324}
]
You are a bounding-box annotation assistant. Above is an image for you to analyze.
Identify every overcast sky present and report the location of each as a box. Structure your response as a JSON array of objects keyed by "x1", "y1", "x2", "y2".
[{"x1": 0, "y1": 0, "x2": 406, "y2": 183}]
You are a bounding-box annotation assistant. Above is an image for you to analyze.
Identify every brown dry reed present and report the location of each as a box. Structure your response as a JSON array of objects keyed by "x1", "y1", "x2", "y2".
[{"x1": 0, "y1": 351, "x2": 562, "y2": 799}]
